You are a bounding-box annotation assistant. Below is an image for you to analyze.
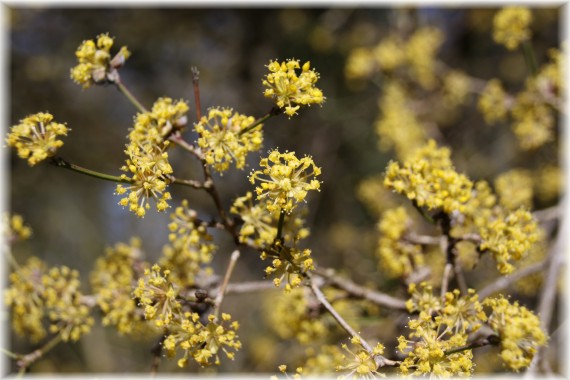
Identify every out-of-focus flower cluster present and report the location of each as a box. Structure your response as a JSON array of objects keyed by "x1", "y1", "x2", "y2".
[
  {"x1": 484, "y1": 296, "x2": 547, "y2": 371},
  {"x1": 382, "y1": 140, "x2": 539, "y2": 275},
  {"x1": 90, "y1": 238, "x2": 149, "y2": 335},
  {"x1": 493, "y1": 7, "x2": 533, "y2": 51},
  {"x1": 3, "y1": 213, "x2": 32, "y2": 242},
  {"x1": 5, "y1": 112, "x2": 68, "y2": 166},
  {"x1": 263, "y1": 59, "x2": 325, "y2": 117},
  {"x1": 70, "y1": 33, "x2": 131, "y2": 88},
  {"x1": 5, "y1": 257, "x2": 94, "y2": 343},
  {"x1": 159, "y1": 199, "x2": 216, "y2": 288}
]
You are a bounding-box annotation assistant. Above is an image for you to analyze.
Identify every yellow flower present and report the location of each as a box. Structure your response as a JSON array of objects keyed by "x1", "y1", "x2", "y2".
[
  {"x1": 261, "y1": 244, "x2": 314, "y2": 291},
  {"x1": 130, "y1": 97, "x2": 189, "y2": 146},
  {"x1": 250, "y1": 150, "x2": 321, "y2": 214},
  {"x1": 116, "y1": 142, "x2": 173, "y2": 217},
  {"x1": 384, "y1": 140, "x2": 473, "y2": 214},
  {"x1": 484, "y1": 295, "x2": 547, "y2": 371},
  {"x1": 159, "y1": 200, "x2": 216, "y2": 288},
  {"x1": 478, "y1": 79, "x2": 509, "y2": 124},
  {"x1": 262, "y1": 59, "x2": 325, "y2": 117},
  {"x1": 195, "y1": 107, "x2": 263, "y2": 172},
  {"x1": 3, "y1": 213, "x2": 32, "y2": 242},
  {"x1": 494, "y1": 169, "x2": 533, "y2": 210},
  {"x1": 336, "y1": 339, "x2": 386, "y2": 378},
  {"x1": 493, "y1": 7, "x2": 533, "y2": 50},
  {"x1": 70, "y1": 33, "x2": 131, "y2": 88},
  {"x1": 6, "y1": 112, "x2": 68, "y2": 166}
]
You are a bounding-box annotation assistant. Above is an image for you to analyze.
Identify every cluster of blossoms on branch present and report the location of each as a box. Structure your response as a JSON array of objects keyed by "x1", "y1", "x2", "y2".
[{"x1": 4, "y1": 6, "x2": 559, "y2": 377}]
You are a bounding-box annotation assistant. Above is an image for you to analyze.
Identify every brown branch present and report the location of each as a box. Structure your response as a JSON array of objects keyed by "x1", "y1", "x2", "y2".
[
  {"x1": 225, "y1": 281, "x2": 278, "y2": 294},
  {"x1": 213, "y1": 250, "x2": 240, "y2": 320},
  {"x1": 308, "y1": 276, "x2": 399, "y2": 368},
  {"x1": 479, "y1": 260, "x2": 548, "y2": 299},
  {"x1": 191, "y1": 66, "x2": 202, "y2": 121},
  {"x1": 312, "y1": 267, "x2": 407, "y2": 310}
]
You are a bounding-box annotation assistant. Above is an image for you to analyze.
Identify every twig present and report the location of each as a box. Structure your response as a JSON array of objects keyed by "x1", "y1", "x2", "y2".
[
  {"x1": 169, "y1": 176, "x2": 205, "y2": 189},
  {"x1": 312, "y1": 267, "x2": 407, "y2": 310},
  {"x1": 16, "y1": 333, "x2": 63, "y2": 371},
  {"x1": 115, "y1": 77, "x2": 148, "y2": 114},
  {"x1": 444, "y1": 335, "x2": 498, "y2": 356},
  {"x1": 479, "y1": 260, "x2": 548, "y2": 299},
  {"x1": 402, "y1": 232, "x2": 441, "y2": 245},
  {"x1": 213, "y1": 250, "x2": 240, "y2": 320},
  {"x1": 309, "y1": 277, "x2": 399, "y2": 368},
  {"x1": 441, "y1": 263, "x2": 453, "y2": 299},
  {"x1": 238, "y1": 106, "x2": 281, "y2": 137},
  {"x1": 225, "y1": 281, "x2": 278, "y2": 294},
  {"x1": 50, "y1": 157, "x2": 132, "y2": 184},
  {"x1": 527, "y1": 207, "x2": 567, "y2": 374},
  {"x1": 191, "y1": 66, "x2": 202, "y2": 121}
]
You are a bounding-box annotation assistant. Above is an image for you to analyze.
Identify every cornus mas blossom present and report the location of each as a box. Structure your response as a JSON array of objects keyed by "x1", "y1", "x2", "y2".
[
  {"x1": 5, "y1": 112, "x2": 68, "y2": 166},
  {"x1": 249, "y1": 150, "x2": 321, "y2": 214},
  {"x1": 70, "y1": 33, "x2": 130, "y2": 88},
  {"x1": 262, "y1": 59, "x2": 325, "y2": 117}
]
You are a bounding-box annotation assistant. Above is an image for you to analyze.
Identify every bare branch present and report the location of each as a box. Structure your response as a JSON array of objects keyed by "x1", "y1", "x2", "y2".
[{"x1": 313, "y1": 267, "x2": 407, "y2": 310}]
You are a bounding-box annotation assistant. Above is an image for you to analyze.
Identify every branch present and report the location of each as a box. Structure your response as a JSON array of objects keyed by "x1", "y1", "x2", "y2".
[
  {"x1": 213, "y1": 250, "x2": 240, "y2": 320},
  {"x1": 308, "y1": 277, "x2": 399, "y2": 368},
  {"x1": 312, "y1": 267, "x2": 407, "y2": 310},
  {"x1": 479, "y1": 260, "x2": 548, "y2": 299},
  {"x1": 50, "y1": 157, "x2": 131, "y2": 184}
]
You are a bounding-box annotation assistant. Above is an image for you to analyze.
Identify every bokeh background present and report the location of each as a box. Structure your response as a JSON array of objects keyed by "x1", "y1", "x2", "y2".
[{"x1": 5, "y1": 5, "x2": 562, "y2": 375}]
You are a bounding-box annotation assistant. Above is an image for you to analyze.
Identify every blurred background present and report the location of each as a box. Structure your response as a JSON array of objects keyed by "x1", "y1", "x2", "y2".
[{"x1": 5, "y1": 5, "x2": 562, "y2": 375}]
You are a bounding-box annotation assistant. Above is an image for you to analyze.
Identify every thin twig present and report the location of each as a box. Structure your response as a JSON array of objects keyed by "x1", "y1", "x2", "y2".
[
  {"x1": 50, "y1": 157, "x2": 132, "y2": 184},
  {"x1": 16, "y1": 333, "x2": 63, "y2": 371},
  {"x1": 441, "y1": 263, "x2": 453, "y2": 299},
  {"x1": 214, "y1": 250, "x2": 240, "y2": 321},
  {"x1": 309, "y1": 277, "x2": 399, "y2": 368},
  {"x1": 312, "y1": 267, "x2": 407, "y2": 310},
  {"x1": 191, "y1": 66, "x2": 202, "y2": 121},
  {"x1": 225, "y1": 281, "x2": 278, "y2": 294},
  {"x1": 115, "y1": 78, "x2": 148, "y2": 114},
  {"x1": 479, "y1": 260, "x2": 548, "y2": 299}
]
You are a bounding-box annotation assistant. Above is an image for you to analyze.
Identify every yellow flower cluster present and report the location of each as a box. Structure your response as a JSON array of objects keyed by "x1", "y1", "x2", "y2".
[
  {"x1": 163, "y1": 313, "x2": 241, "y2": 367},
  {"x1": 116, "y1": 142, "x2": 173, "y2": 217},
  {"x1": 300, "y1": 345, "x2": 345, "y2": 376},
  {"x1": 384, "y1": 140, "x2": 473, "y2": 214},
  {"x1": 493, "y1": 7, "x2": 533, "y2": 51},
  {"x1": 376, "y1": 207, "x2": 423, "y2": 278},
  {"x1": 478, "y1": 79, "x2": 509, "y2": 124},
  {"x1": 3, "y1": 213, "x2": 32, "y2": 242},
  {"x1": 159, "y1": 200, "x2": 216, "y2": 288},
  {"x1": 405, "y1": 27, "x2": 444, "y2": 90},
  {"x1": 231, "y1": 192, "x2": 310, "y2": 247},
  {"x1": 262, "y1": 59, "x2": 325, "y2": 117},
  {"x1": 443, "y1": 70, "x2": 472, "y2": 107},
  {"x1": 6, "y1": 112, "x2": 68, "y2": 166},
  {"x1": 398, "y1": 311, "x2": 474, "y2": 376},
  {"x1": 534, "y1": 164, "x2": 562, "y2": 203},
  {"x1": 261, "y1": 244, "x2": 315, "y2": 291},
  {"x1": 90, "y1": 238, "x2": 148, "y2": 335},
  {"x1": 336, "y1": 337, "x2": 386, "y2": 379},
  {"x1": 345, "y1": 26, "x2": 443, "y2": 89},
  {"x1": 70, "y1": 33, "x2": 131, "y2": 88},
  {"x1": 484, "y1": 296, "x2": 547, "y2": 371},
  {"x1": 511, "y1": 88, "x2": 554, "y2": 150},
  {"x1": 5, "y1": 257, "x2": 94, "y2": 343},
  {"x1": 194, "y1": 107, "x2": 263, "y2": 172},
  {"x1": 374, "y1": 82, "x2": 427, "y2": 160},
  {"x1": 478, "y1": 207, "x2": 539, "y2": 274},
  {"x1": 249, "y1": 150, "x2": 321, "y2": 214},
  {"x1": 479, "y1": 50, "x2": 561, "y2": 150},
  {"x1": 264, "y1": 287, "x2": 327, "y2": 344},
  {"x1": 133, "y1": 264, "x2": 180, "y2": 328},
  {"x1": 130, "y1": 97, "x2": 189, "y2": 145},
  {"x1": 116, "y1": 98, "x2": 188, "y2": 217},
  {"x1": 494, "y1": 169, "x2": 533, "y2": 210},
  {"x1": 131, "y1": 262, "x2": 241, "y2": 367}
]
